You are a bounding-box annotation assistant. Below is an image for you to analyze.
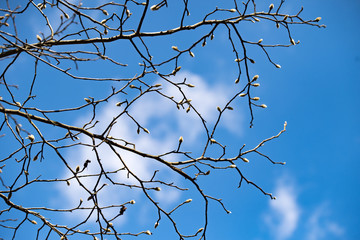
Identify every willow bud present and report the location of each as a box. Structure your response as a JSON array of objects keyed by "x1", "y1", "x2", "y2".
[
  {"x1": 150, "y1": 5, "x2": 160, "y2": 11},
  {"x1": 171, "y1": 46, "x2": 179, "y2": 51},
  {"x1": 269, "y1": 4, "x2": 274, "y2": 11},
  {"x1": 27, "y1": 135, "x2": 35, "y2": 142}
]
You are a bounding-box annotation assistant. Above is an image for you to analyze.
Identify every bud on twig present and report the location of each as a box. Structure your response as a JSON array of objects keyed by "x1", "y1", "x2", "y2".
[
  {"x1": 27, "y1": 135, "x2": 35, "y2": 142},
  {"x1": 150, "y1": 5, "x2": 160, "y2": 11},
  {"x1": 269, "y1": 3, "x2": 274, "y2": 11}
]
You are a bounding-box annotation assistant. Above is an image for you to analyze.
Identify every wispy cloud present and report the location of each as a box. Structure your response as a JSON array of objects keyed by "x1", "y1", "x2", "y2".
[
  {"x1": 306, "y1": 203, "x2": 345, "y2": 240},
  {"x1": 264, "y1": 177, "x2": 300, "y2": 240},
  {"x1": 263, "y1": 176, "x2": 346, "y2": 240},
  {"x1": 55, "y1": 71, "x2": 243, "y2": 224}
]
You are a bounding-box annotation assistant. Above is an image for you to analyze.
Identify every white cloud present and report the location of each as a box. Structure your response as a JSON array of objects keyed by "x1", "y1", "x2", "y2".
[
  {"x1": 55, "y1": 71, "x2": 243, "y2": 224},
  {"x1": 263, "y1": 177, "x2": 346, "y2": 240},
  {"x1": 264, "y1": 178, "x2": 300, "y2": 240},
  {"x1": 306, "y1": 204, "x2": 345, "y2": 240}
]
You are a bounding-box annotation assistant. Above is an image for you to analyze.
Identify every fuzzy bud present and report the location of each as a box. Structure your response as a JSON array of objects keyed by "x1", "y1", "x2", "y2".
[
  {"x1": 210, "y1": 139, "x2": 216, "y2": 143},
  {"x1": 150, "y1": 5, "x2": 160, "y2": 11},
  {"x1": 235, "y1": 78, "x2": 240, "y2": 84},
  {"x1": 145, "y1": 230, "x2": 152, "y2": 235},
  {"x1": 144, "y1": 128, "x2": 150, "y2": 134},
  {"x1": 116, "y1": 102, "x2": 122, "y2": 107},
  {"x1": 197, "y1": 228, "x2": 204, "y2": 233},
  {"x1": 252, "y1": 83, "x2": 260, "y2": 87},
  {"x1": 234, "y1": 58, "x2": 242, "y2": 62},
  {"x1": 102, "y1": 9, "x2": 109, "y2": 15},
  {"x1": 291, "y1": 38, "x2": 296, "y2": 45},
  {"x1": 189, "y1": 51, "x2": 195, "y2": 57},
  {"x1": 258, "y1": 38, "x2": 263, "y2": 43},
  {"x1": 171, "y1": 46, "x2": 179, "y2": 51},
  {"x1": 260, "y1": 104, "x2": 267, "y2": 108},
  {"x1": 252, "y1": 75, "x2": 259, "y2": 81},
  {"x1": 217, "y1": 106, "x2": 221, "y2": 112},
  {"x1": 154, "y1": 187, "x2": 161, "y2": 191},
  {"x1": 269, "y1": 3, "x2": 274, "y2": 11},
  {"x1": 153, "y1": 83, "x2": 162, "y2": 87},
  {"x1": 239, "y1": 93, "x2": 246, "y2": 97},
  {"x1": 315, "y1": 17, "x2": 321, "y2": 22},
  {"x1": 230, "y1": 9, "x2": 236, "y2": 12},
  {"x1": 275, "y1": 64, "x2": 281, "y2": 68},
  {"x1": 242, "y1": 158, "x2": 249, "y2": 163},
  {"x1": 229, "y1": 164, "x2": 237, "y2": 168},
  {"x1": 185, "y1": 199, "x2": 192, "y2": 203},
  {"x1": 27, "y1": 135, "x2": 35, "y2": 142},
  {"x1": 36, "y1": 35, "x2": 42, "y2": 42},
  {"x1": 84, "y1": 98, "x2": 91, "y2": 103},
  {"x1": 154, "y1": 222, "x2": 159, "y2": 228},
  {"x1": 179, "y1": 136, "x2": 183, "y2": 143},
  {"x1": 31, "y1": 220, "x2": 37, "y2": 225},
  {"x1": 252, "y1": 97, "x2": 260, "y2": 101},
  {"x1": 75, "y1": 165, "x2": 80, "y2": 172},
  {"x1": 130, "y1": 200, "x2": 135, "y2": 204}
]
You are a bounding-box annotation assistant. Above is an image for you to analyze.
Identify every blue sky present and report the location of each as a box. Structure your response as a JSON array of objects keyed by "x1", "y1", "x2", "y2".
[{"x1": 0, "y1": 0, "x2": 359, "y2": 240}]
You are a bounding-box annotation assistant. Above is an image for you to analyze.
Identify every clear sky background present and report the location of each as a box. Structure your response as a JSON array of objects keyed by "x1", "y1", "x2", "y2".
[{"x1": 0, "y1": 0, "x2": 359, "y2": 240}]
